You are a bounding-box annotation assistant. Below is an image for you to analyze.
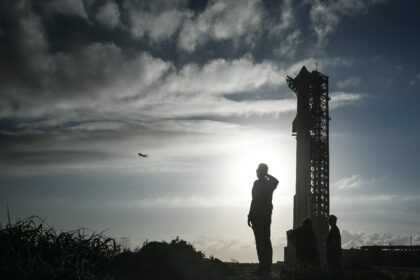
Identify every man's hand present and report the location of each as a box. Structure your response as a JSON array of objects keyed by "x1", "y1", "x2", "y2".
[
  {"x1": 247, "y1": 216, "x2": 252, "y2": 227},
  {"x1": 266, "y1": 173, "x2": 279, "y2": 188}
]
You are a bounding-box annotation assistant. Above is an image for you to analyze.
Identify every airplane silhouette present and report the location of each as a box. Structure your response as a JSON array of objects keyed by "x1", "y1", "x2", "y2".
[{"x1": 138, "y1": 153, "x2": 148, "y2": 158}]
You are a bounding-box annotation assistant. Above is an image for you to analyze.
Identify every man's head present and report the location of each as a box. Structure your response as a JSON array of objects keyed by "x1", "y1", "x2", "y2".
[
  {"x1": 256, "y1": 163, "x2": 268, "y2": 179},
  {"x1": 328, "y1": 215, "x2": 337, "y2": 226},
  {"x1": 302, "y1": 218, "x2": 313, "y2": 229}
]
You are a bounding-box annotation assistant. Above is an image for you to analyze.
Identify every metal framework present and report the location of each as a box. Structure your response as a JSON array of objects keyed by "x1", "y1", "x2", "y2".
[
  {"x1": 284, "y1": 66, "x2": 330, "y2": 265},
  {"x1": 308, "y1": 70, "x2": 330, "y2": 219},
  {"x1": 287, "y1": 66, "x2": 330, "y2": 221}
]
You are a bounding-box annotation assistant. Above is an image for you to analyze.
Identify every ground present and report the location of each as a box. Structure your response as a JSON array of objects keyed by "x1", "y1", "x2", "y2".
[{"x1": 225, "y1": 263, "x2": 420, "y2": 280}]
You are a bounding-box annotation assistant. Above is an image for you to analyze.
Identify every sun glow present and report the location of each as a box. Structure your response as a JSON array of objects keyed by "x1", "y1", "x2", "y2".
[{"x1": 225, "y1": 133, "x2": 296, "y2": 203}]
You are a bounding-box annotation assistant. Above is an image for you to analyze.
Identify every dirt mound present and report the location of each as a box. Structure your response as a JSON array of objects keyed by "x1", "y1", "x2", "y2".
[{"x1": 111, "y1": 238, "x2": 231, "y2": 280}]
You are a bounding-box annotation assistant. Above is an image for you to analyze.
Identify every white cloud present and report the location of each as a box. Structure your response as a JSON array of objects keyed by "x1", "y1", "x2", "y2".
[
  {"x1": 273, "y1": 30, "x2": 302, "y2": 59},
  {"x1": 341, "y1": 230, "x2": 420, "y2": 249},
  {"x1": 186, "y1": 229, "x2": 418, "y2": 261},
  {"x1": 285, "y1": 57, "x2": 353, "y2": 77},
  {"x1": 161, "y1": 56, "x2": 285, "y2": 96},
  {"x1": 0, "y1": 45, "x2": 173, "y2": 118},
  {"x1": 95, "y1": 0, "x2": 121, "y2": 29},
  {"x1": 141, "y1": 119, "x2": 244, "y2": 135},
  {"x1": 68, "y1": 121, "x2": 127, "y2": 132},
  {"x1": 1, "y1": 52, "x2": 287, "y2": 120},
  {"x1": 274, "y1": 0, "x2": 294, "y2": 32},
  {"x1": 129, "y1": 8, "x2": 188, "y2": 42},
  {"x1": 309, "y1": 0, "x2": 387, "y2": 52},
  {"x1": 46, "y1": 0, "x2": 88, "y2": 19},
  {"x1": 125, "y1": 0, "x2": 264, "y2": 48},
  {"x1": 409, "y1": 73, "x2": 420, "y2": 86},
  {"x1": 332, "y1": 193, "x2": 420, "y2": 208},
  {"x1": 8, "y1": 0, "x2": 49, "y2": 69},
  {"x1": 329, "y1": 91, "x2": 364, "y2": 109},
  {"x1": 337, "y1": 76, "x2": 361, "y2": 89},
  {"x1": 333, "y1": 174, "x2": 378, "y2": 190},
  {"x1": 270, "y1": 0, "x2": 303, "y2": 59},
  {"x1": 135, "y1": 98, "x2": 296, "y2": 119},
  {"x1": 192, "y1": 235, "x2": 286, "y2": 262},
  {"x1": 178, "y1": 0, "x2": 263, "y2": 52},
  {"x1": 0, "y1": 3, "x2": 366, "y2": 175},
  {"x1": 129, "y1": 192, "x2": 292, "y2": 209},
  {"x1": 1, "y1": 49, "x2": 365, "y2": 137},
  {"x1": 132, "y1": 195, "x2": 248, "y2": 208}
]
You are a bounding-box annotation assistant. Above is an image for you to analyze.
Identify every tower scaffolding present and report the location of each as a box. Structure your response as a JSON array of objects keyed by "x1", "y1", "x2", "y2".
[{"x1": 284, "y1": 66, "x2": 330, "y2": 265}]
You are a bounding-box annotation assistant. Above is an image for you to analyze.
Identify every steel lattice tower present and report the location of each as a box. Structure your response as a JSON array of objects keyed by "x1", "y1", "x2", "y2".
[{"x1": 284, "y1": 66, "x2": 330, "y2": 264}]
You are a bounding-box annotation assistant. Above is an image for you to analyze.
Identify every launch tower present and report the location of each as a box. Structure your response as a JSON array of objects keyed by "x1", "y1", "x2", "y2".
[{"x1": 284, "y1": 66, "x2": 330, "y2": 264}]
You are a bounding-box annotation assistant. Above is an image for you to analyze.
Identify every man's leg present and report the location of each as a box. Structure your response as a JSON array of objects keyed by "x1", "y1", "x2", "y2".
[
  {"x1": 252, "y1": 220, "x2": 265, "y2": 271},
  {"x1": 261, "y1": 215, "x2": 272, "y2": 271},
  {"x1": 327, "y1": 253, "x2": 341, "y2": 279}
]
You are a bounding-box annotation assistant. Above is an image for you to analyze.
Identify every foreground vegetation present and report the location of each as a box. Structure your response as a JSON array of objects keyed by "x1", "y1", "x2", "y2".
[
  {"x1": 0, "y1": 216, "x2": 118, "y2": 279},
  {"x1": 0, "y1": 216, "x2": 228, "y2": 280},
  {"x1": 1, "y1": 217, "x2": 418, "y2": 280}
]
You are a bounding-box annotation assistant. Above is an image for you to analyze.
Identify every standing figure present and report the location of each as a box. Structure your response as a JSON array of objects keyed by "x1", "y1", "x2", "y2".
[
  {"x1": 288, "y1": 218, "x2": 319, "y2": 265},
  {"x1": 247, "y1": 163, "x2": 278, "y2": 274},
  {"x1": 326, "y1": 215, "x2": 342, "y2": 274}
]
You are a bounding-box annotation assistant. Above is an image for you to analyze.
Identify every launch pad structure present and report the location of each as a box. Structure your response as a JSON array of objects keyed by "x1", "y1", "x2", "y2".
[{"x1": 284, "y1": 66, "x2": 330, "y2": 265}]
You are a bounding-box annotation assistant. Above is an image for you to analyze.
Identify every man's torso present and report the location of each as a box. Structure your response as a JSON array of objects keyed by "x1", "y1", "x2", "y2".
[{"x1": 251, "y1": 179, "x2": 276, "y2": 217}]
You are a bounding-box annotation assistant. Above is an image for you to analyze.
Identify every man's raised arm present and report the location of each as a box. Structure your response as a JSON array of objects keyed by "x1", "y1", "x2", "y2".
[{"x1": 266, "y1": 174, "x2": 279, "y2": 189}]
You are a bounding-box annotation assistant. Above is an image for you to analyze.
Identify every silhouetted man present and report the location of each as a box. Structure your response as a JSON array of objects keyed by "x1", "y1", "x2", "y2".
[
  {"x1": 247, "y1": 163, "x2": 278, "y2": 274},
  {"x1": 326, "y1": 215, "x2": 342, "y2": 274},
  {"x1": 288, "y1": 218, "x2": 319, "y2": 265}
]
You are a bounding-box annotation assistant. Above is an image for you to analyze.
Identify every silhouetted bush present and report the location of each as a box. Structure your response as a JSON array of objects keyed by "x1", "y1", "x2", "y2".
[
  {"x1": 0, "y1": 216, "x2": 119, "y2": 280},
  {"x1": 0, "y1": 217, "x2": 230, "y2": 280},
  {"x1": 110, "y1": 237, "x2": 230, "y2": 280}
]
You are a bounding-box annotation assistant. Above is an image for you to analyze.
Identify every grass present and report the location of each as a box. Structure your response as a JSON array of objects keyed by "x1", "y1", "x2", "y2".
[
  {"x1": 0, "y1": 216, "x2": 119, "y2": 280},
  {"x1": 0, "y1": 216, "x2": 228, "y2": 280}
]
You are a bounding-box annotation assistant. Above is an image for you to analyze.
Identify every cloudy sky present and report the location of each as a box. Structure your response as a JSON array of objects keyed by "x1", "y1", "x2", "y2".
[{"x1": 1, "y1": 0, "x2": 420, "y2": 262}]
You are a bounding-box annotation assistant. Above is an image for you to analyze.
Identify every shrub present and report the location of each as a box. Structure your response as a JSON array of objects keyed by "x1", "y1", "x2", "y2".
[
  {"x1": 0, "y1": 218, "x2": 230, "y2": 280},
  {"x1": 0, "y1": 216, "x2": 119, "y2": 280},
  {"x1": 110, "y1": 237, "x2": 230, "y2": 280}
]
